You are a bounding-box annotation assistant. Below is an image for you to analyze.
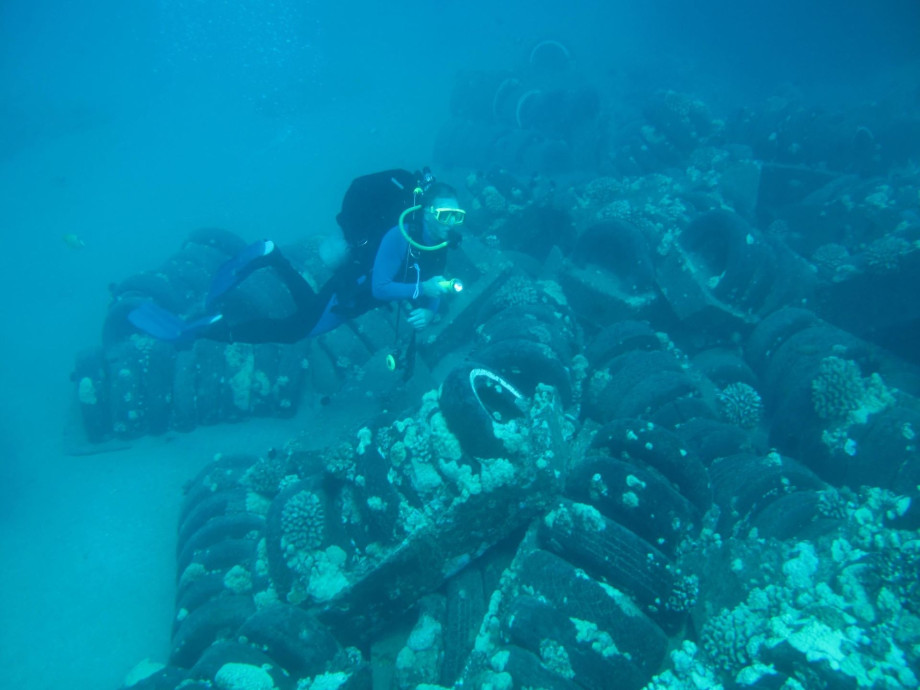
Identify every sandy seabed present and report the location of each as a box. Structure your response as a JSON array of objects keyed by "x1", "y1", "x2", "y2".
[{"x1": 0, "y1": 402, "x2": 313, "y2": 689}]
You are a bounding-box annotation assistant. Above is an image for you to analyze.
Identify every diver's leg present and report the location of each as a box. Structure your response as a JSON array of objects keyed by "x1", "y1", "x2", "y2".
[
  {"x1": 307, "y1": 294, "x2": 348, "y2": 337},
  {"x1": 205, "y1": 261, "x2": 341, "y2": 344},
  {"x1": 129, "y1": 243, "x2": 330, "y2": 344},
  {"x1": 207, "y1": 240, "x2": 277, "y2": 307},
  {"x1": 209, "y1": 312, "x2": 313, "y2": 344},
  {"x1": 203, "y1": 245, "x2": 327, "y2": 343},
  {"x1": 207, "y1": 292, "x2": 344, "y2": 343},
  {"x1": 267, "y1": 248, "x2": 318, "y2": 314}
]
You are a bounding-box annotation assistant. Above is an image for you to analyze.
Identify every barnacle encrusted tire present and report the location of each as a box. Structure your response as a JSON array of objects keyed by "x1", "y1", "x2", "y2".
[
  {"x1": 504, "y1": 594, "x2": 649, "y2": 690},
  {"x1": 539, "y1": 498, "x2": 686, "y2": 633},
  {"x1": 235, "y1": 606, "x2": 340, "y2": 679},
  {"x1": 708, "y1": 452, "x2": 826, "y2": 536},
  {"x1": 439, "y1": 364, "x2": 528, "y2": 458},
  {"x1": 169, "y1": 595, "x2": 256, "y2": 668},
  {"x1": 566, "y1": 454, "x2": 698, "y2": 558},
  {"x1": 474, "y1": 338, "x2": 573, "y2": 405},
  {"x1": 72, "y1": 347, "x2": 110, "y2": 443},
  {"x1": 591, "y1": 419, "x2": 712, "y2": 513},
  {"x1": 175, "y1": 513, "x2": 265, "y2": 574}
]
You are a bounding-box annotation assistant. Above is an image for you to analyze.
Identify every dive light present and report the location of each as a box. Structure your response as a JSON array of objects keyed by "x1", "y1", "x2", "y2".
[{"x1": 438, "y1": 278, "x2": 464, "y2": 293}]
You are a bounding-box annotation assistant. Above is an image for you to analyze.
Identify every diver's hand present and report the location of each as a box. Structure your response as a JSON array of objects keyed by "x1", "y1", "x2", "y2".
[
  {"x1": 408, "y1": 307, "x2": 436, "y2": 330},
  {"x1": 420, "y1": 275, "x2": 449, "y2": 299}
]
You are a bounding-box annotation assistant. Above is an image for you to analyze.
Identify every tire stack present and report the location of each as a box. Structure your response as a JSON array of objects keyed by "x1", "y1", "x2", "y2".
[
  {"x1": 746, "y1": 306, "x2": 920, "y2": 495},
  {"x1": 435, "y1": 42, "x2": 601, "y2": 175},
  {"x1": 560, "y1": 218, "x2": 665, "y2": 328},
  {"x1": 128, "y1": 453, "x2": 372, "y2": 690},
  {"x1": 583, "y1": 318, "x2": 836, "y2": 539},
  {"x1": 121, "y1": 372, "x2": 573, "y2": 689},
  {"x1": 438, "y1": 317, "x2": 696, "y2": 688},
  {"x1": 656, "y1": 209, "x2": 815, "y2": 333},
  {"x1": 439, "y1": 275, "x2": 582, "y2": 455},
  {"x1": 73, "y1": 230, "x2": 312, "y2": 442},
  {"x1": 455, "y1": 533, "x2": 672, "y2": 690},
  {"x1": 293, "y1": 382, "x2": 570, "y2": 646}
]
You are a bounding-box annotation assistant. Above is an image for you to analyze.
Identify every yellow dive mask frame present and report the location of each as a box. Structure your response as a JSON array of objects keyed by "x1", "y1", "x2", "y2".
[{"x1": 429, "y1": 207, "x2": 466, "y2": 225}]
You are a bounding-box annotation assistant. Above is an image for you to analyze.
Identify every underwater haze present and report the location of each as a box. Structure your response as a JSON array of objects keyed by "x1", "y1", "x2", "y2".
[{"x1": 1, "y1": 1, "x2": 919, "y2": 689}]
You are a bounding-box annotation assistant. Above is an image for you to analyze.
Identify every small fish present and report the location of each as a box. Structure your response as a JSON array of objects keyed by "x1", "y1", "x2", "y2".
[{"x1": 63, "y1": 233, "x2": 86, "y2": 249}]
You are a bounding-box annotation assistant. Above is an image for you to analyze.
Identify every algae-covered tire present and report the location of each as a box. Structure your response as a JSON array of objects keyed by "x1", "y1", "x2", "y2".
[
  {"x1": 171, "y1": 348, "x2": 199, "y2": 432},
  {"x1": 176, "y1": 488, "x2": 249, "y2": 557},
  {"x1": 477, "y1": 305, "x2": 576, "y2": 363},
  {"x1": 110, "y1": 270, "x2": 186, "y2": 314},
  {"x1": 176, "y1": 513, "x2": 265, "y2": 574},
  {"x1": 566, "y1": 454, "x2": 698, "y2": 557},
  {"x1": 691, "y1": 348, "x2": 759, "y2": 389},
  {"x1": 474, "y1": 338, "x2": 572, "y2": 405},
  {"x1": 169, "y1": 595, "x2": 255, "y2": 668},
  {"x1": 105, "y1": 339, "x2": 149, "y2": 438},
  {"x1": 192, "y1": 339, "x2": 228, "y2": 426},
  {"x1": 174, "y1": 571, "x2": 226, "y2": 628},
  {"x1": 504, "y1": 595, "x2": 648, "y2": 690},
  {"x1": 441, "y1": 567, "x2": 486, "y2": 686},
  {"x1": 591, "y1": 418, "x2": 712, "y2": 513},
  {"x1": 675, "y1": 417, "x2": 755, "y2": 467},
  {"x1": 439, "y1": 364, "x2": 528, "y2": 459},
  {"x1": 708, "y1": 453, "x2": 826, "y2": 535},
  {"x1": 572, "y1": 220, "x2": 656, "y2": 293},
  {"x1": 72, "y1": 347, "x2": 111, "y2": 443},
  {"x1": 587, "y1": 349, "x2": 686, "y2": 422},
  {"x1": 495, "y1": 645, "x2": 581, "y2": 690},
  {"x1": 749, "y1": 490, "x2": 842, "y2": 541},
  {"x1": 143, "y1": 338, "x2": 178, "y2": 435},
  {"x1": 179, "y1": 456, "x2": 256, "y2": 527},
  {"x1": 678, "y1": 210, "x2": 774, "y2": 313},
  {"x1": 182, "y1": 538, "x2": 260, "y2": 578},
  {"x1": 744, "y1": 307, "x2": 818, "y2": 375},
  {"x1": 539, "y1": 499, "x2": 685, "y2": 632},
  {"x1": 514, "y1": 548, "x2": 668, "y2": 678},
  {"x1": 188, "y1": 641, "x2": 295, "y2": 690},
  {"x1": 235, "y1": 606, "x2": 340, "y2": 678},
  {"x1": 263, "y1": 479, "x2": 331, "y2": 599},
  {"x1": 616, "y1": 369, "x2": 711, "y2": 426},
  {"x1": 586, "y1": 320, "x2": 660, "y2": 369},
  {"x1": 121, "y1": 666, "x2": 189, "y2": 690},
  {"x1": 848, "y1": 404, "x2": 920, "y2": 492},
  {"x1": 476, "y1": 285, "x2": 578, "y2": 340}
]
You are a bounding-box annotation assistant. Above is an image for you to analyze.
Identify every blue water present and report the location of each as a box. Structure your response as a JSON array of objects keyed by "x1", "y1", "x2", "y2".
[{"x1": 1, "y1": 1, "x2": 918, "y2": 688}]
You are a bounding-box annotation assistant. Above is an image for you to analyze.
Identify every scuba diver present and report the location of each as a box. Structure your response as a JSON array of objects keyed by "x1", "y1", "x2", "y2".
[{"x1": 128, "y1": 170, "x2": 465, "y2": 345}]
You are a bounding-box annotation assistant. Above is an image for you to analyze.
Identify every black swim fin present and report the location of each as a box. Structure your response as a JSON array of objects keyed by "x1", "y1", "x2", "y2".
[
  {"x1": 128, "y1": 302, "x2": 222, "y2": 342},
  {"x1": 206, "y1": 240, "x2": 276, "y2": 308}
]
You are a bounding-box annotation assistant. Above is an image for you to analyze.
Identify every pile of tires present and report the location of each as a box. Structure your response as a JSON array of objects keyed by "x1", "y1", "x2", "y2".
[
  {"x1": 129, "y1": 454, "x2": 371, "y2": 689},
  {"x1": 72, "y1": 230, "x2": 311, "y2": 442},
  {"x1": 746, "y1": 307, "x2": 920, "y2": 494}
]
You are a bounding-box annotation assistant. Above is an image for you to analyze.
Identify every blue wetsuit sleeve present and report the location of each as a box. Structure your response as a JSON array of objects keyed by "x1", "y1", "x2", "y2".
[{"x1": 372, "y1": 227, "x2": 438, "y2": 311}]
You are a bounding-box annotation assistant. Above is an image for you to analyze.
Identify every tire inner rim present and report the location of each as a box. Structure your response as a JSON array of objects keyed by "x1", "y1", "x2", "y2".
[{"x1": 469, "y1": 368, "x2": 526, "y2": 422}]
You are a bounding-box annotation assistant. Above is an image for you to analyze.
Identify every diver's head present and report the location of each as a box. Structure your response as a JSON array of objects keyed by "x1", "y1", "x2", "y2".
[{"x1": 422, "y1": 182, "x2": 465, "y2": 243}]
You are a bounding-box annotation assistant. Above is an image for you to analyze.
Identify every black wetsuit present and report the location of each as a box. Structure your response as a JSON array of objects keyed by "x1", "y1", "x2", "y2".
[{"x1": 216, "y1": 225, "x2": 445, "y2": 344}]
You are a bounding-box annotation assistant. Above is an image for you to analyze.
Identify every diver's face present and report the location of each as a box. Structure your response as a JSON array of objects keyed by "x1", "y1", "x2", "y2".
[{"x1": 424, "y1": 196, "x2": 463, "y2": 242}]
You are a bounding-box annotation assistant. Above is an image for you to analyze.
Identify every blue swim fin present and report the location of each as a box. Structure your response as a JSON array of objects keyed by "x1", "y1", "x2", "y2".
[
  {"x1": 206, "y1": 240, "x2": 276, "y2": 307},
  {"x1": 128, "y1": 302, "x2": 222, "y2": 342}
]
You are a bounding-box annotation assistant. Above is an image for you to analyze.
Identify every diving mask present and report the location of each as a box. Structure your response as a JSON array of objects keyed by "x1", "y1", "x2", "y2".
[{"x1": 429, "y1": 207, "x2": 466, "y2": 226}]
